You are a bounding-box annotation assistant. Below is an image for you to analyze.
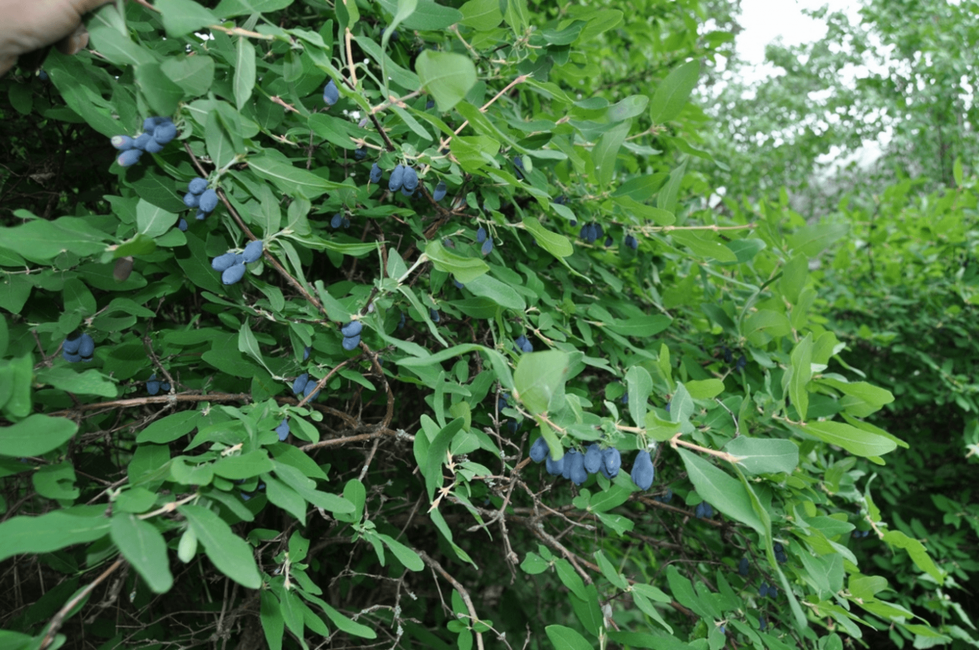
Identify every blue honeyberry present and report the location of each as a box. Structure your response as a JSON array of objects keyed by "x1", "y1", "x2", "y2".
[
  {"x1": 506, "y1": 419, "x2": 519, "y2": 433},
  {"x1": 569, "y1": 450, "x2": 588, "y2": 485},
  {"x1": 601, "y1": 447, "x2": 621, "y2": 478},
  {"x1": 770, "y1": 585, "x2": 778, "y2": 598},
  {"x1": 570, "y1": 220, "x2": 578, "y2": 227},
  {"x1": 144, "y1": 137, "x2": 165, "y2": 154},
  {"x1": 520, "y1": 337, "x2": 534, "y2": 353},
  {"x1": 211, "y1": 252, "x2": 239, "y2": 272},
  {"x1": 331, "y1": 213, "x2": 343, "y2": 228},
  {"x1": 275, "y1": 419, "x2": 290, "y2": 441},
  {"x1": 513, "y1": 156, "x2": 525, "y2": 179},
  {"x1": 147, "y1": 373, "x2": 161, "y2": 396},
  {"x1": 530, "y1": 437, "x2": 549, "y2": 463},
  {"x1": 476, "y1": 226, "x2": 487, "y2": 243},
  {"x1": 323, "y1": 79, "x2": 340, "y2": 106},
  {"x1": 242, "y1": 239, "x2": 264, "y2": 264},
  {"x1": 293, "y1": 373, "x2": 309, "y2": 395},
  {"x1": 303, "y1": 380, "x2": 320, "y2": 401},
  {"x1": 341, "y1": 321, "x2": 363, "y2": 338},
  {"x1": 303, "y1": 345, "x2": 311, "y2": 361},
  {"x1": 189, "y1": 177, "x2": 208, "y2": 195},
  {"x1": 198, "y1": 189, "x2": 219, "y2": 213},
  {"x1": 759, "y1": 582, "x2": 770, "y2": 598},
  {"x1": 498, "y1": 393, "x2": 509, "y2": 411},
  {"x1": 545, "y1": 453, "x2": 565, "y2": 477},
  {"x1": 621, "y1": 392, "x2": 629, "y2": 405},
  {"x1": 453, "y1": 279, "x2": 464, "y2": 289},
  {"x1": 402, "y1": 166, "x2": 418, "y2": 191},
  {"x1": 481, "y1": 238, "x2": 494, "y2": 256},
  {"x1": 178, "y1": 218, "x2": 188, "y2": 231},
  {"x1": 354, "y1": 147, "x2": 366, "y2": 160},
  {"x1": 739, "y1": 557, "x2": 750, "y2": 577},
  {"x1": 195, "y1": 209, "x2": 207, "y2": 221},
  {"x1": 583, "y1": 443, "x2": 602, "y2": 474},
  {"x1": 514, "y1": 335, "x2": 528, "y2": 352},
  {"x1": 183, "y1": 191, "x2": 200, "y2": 208},
  {"x1": 561, "y1": 449, "x2": 577, "y2": 480},
  {"x1": 63, "y1": 350, "x2": 81, "y2": 363},
  {"x1": 222, "y1": 263, "x2": 246, "y2": 285},
  {"x1": 736, "y1": 354, "x2": 747, "y2": 371},
  {"x1": 625, "y1": 234, "x2": 639, "y2": 250},
  {"x1": 759, "y1": 616, "x2": 767, "y2": 631},
  {"x1": 133, "y1": 133, "x2": 153, "y2": 150},
  {"x1": 430, "y1": 308, "x2": 440, "y2": 323},
  {"x1": 397, "y1": 312, "x2": 406, "y2": 330},
  {"x1": 401, "y1": 185, "x2": 413, "y2": 197},
  {"x1": 370, "y1": 163, "x2": 383, "y2": 184},
  {"x1": 143, "y1": 116, "x2": 166, "y2": 131},
  {"x1": 153, "y1": 122, "x2": 177, "y2": 145},
  {"x1": 117, "y1": 149, "x2": 143, "y2": 167},
  {"x1": 342, "y1": 217, "x2": 350, "y2": 228},
  {"x1": 63, "y1": 333, "x2": 82, "y2": 355},
  {"x1": 388, "y1": 164, "x2": 405, "y2": 191},
  {"x1": 241, "y1": 491, "x2": 252, "y2": 501},
  {"x1": 631, "y1": 450, "x2": 654, "y2": 490},
  {"x1": 161, "y1": 382, "x2": 171, "y2": 392},
  {"x1": 342, "y1": 334, "x2": 361, "y2": 351},
  {"x1": 660, "y1": 488, "x2": 673, "y2": 503},
  {"x1": 554, "y1": 195, "x2": 567, "y2": 205},
  {"x1": 426, "y1": 99, "x2": 435, "y2": 109},
  {"x1": 111, "y1": 135, "x2": 135, "y2": 150},
  {"x1": 433, "y1": 180, "x2": 447, "y2": 202},
  {"x1": 78, "y1": 334, "x2": 95, "y2": 360},
  {"x1": 605, "y1": 236, "x2": 614, "y2": 247}
]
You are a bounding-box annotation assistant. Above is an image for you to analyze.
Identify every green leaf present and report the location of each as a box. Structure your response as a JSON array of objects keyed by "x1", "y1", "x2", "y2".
[
  {"x1": 649, "y1": 60, "x2": 700, "y2": 123},
  {"x1": 110, "y1": 513, "x2": 174, "y2": 593},
  {"x1": 592, "y1": 120, "x2": 631, "y2": 188},
  {"x1": 377, "y1": 0, "x2": 463, "y2": 30},
  {"x1": 882, "y1": 530, "x2": 944, "y2": 582},
  {"x1": 215, "y1": 0, "x2": 292, "y2": 16},
  {"x1": 37, "y1": 367, "x2": 118, "y2": 398},
  {"x1": 0, "y1": 506, "x2": 110, "y2": 562},
  {"x1": 788, "y1": 222, "x2": 849, "y2": 258},
  {"x1": 136, "y1": 410, "x2": 201, "y2": 444},
  {"x1": 386, "y1": 0, "x2": 419, "y2": 42},
  {"x1": 464, "y1": 274, "x2": 526, "y2": 311},
  {"x1": 0, "y1": 415, "x2": 78, "y2": 457},
  {"x1": 135, "y1": 63, "x2": 184, "y2": 117},
  {"x1": 179, "y1": 504, "x2": 262, "y2": 589},
  {"x1": 246, "y1": 153, "x2": 342, "y2": 200},
  {"x1": 625, "y1": 366, "x2": 652, "y2": 426},
  {"x1": 725, "y1": 437, "x2": 799, "y2": 475},
  {"x1": 523, "y1": 217, "x2": 573, "y2": 258},
  {"x1": 685, "y1": 379, "x2": 724, "y2": 400},
  {"x1": 137, "y1": 200, "x2": 178, "y2": 239},
  {"x1": 213, "y1": 451, "x2": 274, "y2": 479},
  {"x1": 424, "y1": 239, "x2": 489, "y2": 284},
  {"x1": 234, "y1": 37, "x2": 257, "y2": 111},
  {"x1": 156, "y1": 0, "x2": 219, "y2": 37},
  {"x1": 545, "y1": 624, "x2": 593, "y2": 650},
  {"x1": 799, "y1": 421, "x2": 898, "y2": 458},
  {"x1": 415, "y1": 50, "x2": 478, "y2": 112},
  {"x1": 788, "y1": 333, "x2": 813, "y2": 421},
  {"x1": 423, "y1": 417, "x2": 465, "y2": 501},
  {"x1": 460, "y1": 0, "x2": 503, "y2": 30},
  {"x1": 376, "y1": 533, "x2": 424, "y2": 571},
  {"x1": 677, "y1": 448, "x2": 766, "y2": 535},
  {"x1": 514, "y1": 351, "x2": 570, "y2": 416}
]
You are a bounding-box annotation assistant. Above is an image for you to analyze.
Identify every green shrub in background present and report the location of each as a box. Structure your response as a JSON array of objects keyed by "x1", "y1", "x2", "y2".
[{"x1": 0, "y1": 0, "x2": 962, "y2": 648}]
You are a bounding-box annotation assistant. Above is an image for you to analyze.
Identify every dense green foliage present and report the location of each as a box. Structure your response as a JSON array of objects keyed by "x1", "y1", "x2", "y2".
[{"x1": 0, "y1": 0, "x2": 970, "y2": 649}]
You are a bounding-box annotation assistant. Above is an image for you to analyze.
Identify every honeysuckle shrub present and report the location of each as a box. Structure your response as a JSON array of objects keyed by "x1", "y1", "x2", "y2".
[{"x1": 0, "y1": 0, "x2": 956, "y2": 648}]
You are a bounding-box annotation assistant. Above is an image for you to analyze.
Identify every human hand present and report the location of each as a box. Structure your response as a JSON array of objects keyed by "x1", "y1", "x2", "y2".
[{"x1": 0, "y1": 0, "x2": 114, "y2": 76}]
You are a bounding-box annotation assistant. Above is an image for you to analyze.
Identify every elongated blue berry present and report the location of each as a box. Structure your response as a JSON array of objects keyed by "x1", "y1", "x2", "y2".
[
  {"x1": 303, "y1": 345, "x2": 311, "y2": 361},
  {"x1": 188, "y1": 177, "x2": 208, "y2": 194},
  {"x1": 134, "y1": 133, "x2": 152, "y2": 150},
  {"x1": 78, "y1": 334, "x2": 95, "y2": 360},
  {"x1": 402, "y1": 166, "x2": 418, "y2": 191},
  {"x1": 222, "y1": 263, "x2": 246, "y2": 285},
  {"x1": 199, "y1": 189, "x2": 218, "y2": 213},
  {"x1": 354, "y1": 147, "x2": 366, "y2": 160},
  {"x1": 569, "y1": 450, "x2": 588, "y2": 485},
  {"x1": 625, "y1": 234, "x2": 638, "y2": 250},
  {"x1": 178, "y1": 218, "x2": 188, "y2": 231},
  {"x1": 481, "y1": 238, "x2": 493, "y2": 256},
  {"x1": 184, "y1": 191, "x2": 200, "y2": 208},
  {"x1": 275, "y1": 419, "x2": 290, "y2": 441},
  {"x1": 145, "y1": 136, "x2": 165, "y2": 153},
  {"x1": 545, "y1": 453, "x2": 565, "y2": 476},
  {"x1": 370, "y1": 163, "x2": 382, "y2": 184},
  {"x1": 631, "y1": 450, "x2": 654, "y2": 490},
  {"x1": 63, "y1": 333, "x2": 82, "y2": 355},
  {"x1": 211, "y1": 252, "x2": 238, "y2": 271},
  {"x1": 739, "y1": 557, "x2": 750, "y2": 577},
  {"x1": 143, "y1": 116, "x2": 165, "y2": 131},
  {"x1": 389, "y1": 164, "x2": 405, "y2": 191},
  {"x1": 342, "y1": 334, "x2": 360, "y2": 351},
  {"x1": 341, "y1": 321, "x2": 363, "y2": 338},
  {"x1": 530, "y1": 437, "x2": 549, "y2": 463},
  {"x1": 323, "y1": 79, "x2": 340, "y2": 106},
  {"x1": 242, "y1": 240, "x2": 264, "y2": 264},
  {"x1": 476, "y1": 226, "x2": 487, "y2": 243},
  {"x1": 520, "y1": 338, "x2": 533, "y2": 353},
  {"x1": 433, "y1": 181, "x2": 447, "y2": 201},
  {"x1": 293, "y1": 373, "x2": 309, "y2": 395},
  {"x1": 111, "y1": 135, "x2": 134, "y2": 150},
  {"x1": 430, "y1": 308, "x2": 440, "y2": 323},
  {"x1": 601, "y1": 448, "x2": 621, "y2": 478},
  {"x1": 584, "y1": 444, "x2": 602, "y2": 474},
  {"x1": 147, "y1": 373, "x2": 161, "y2": 395},
  {"x1": 117, "y1": 149, "x2": 143, "y2": 167}
]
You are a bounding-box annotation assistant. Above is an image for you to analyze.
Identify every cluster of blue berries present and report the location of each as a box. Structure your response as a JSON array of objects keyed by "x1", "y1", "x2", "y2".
[
  {"x1": 179, "y1": 177, "x2": 218, "y2": 230},
  {"x1": 513, "y1": 156, "x2": 525, "y2": 180},
  {"x1": 62, "y1": 332, "x2": 95, "y2": 363},
  {"x1": 146, "y1": 373, "x2": 171, "y2": 395},
  {"x1": 653, "y1": 488, "x2": 673, "y2": 504},
  {"x1": 695, "y1": 501, "x2": 714, "y2": 518},
  {"x1": 323, "y1": 79, "x2": 340, "y2": 106},
  {"x1": 388, "y1": 164, "x2": 419, "y2": 197},
  {"x1": 211, "y1": 240, "x2": 264, "y2": 285},
  {"x1": 293, "y1": 373, "x2": 320, "y2": 401},
  {"x1": 759, "y1": 581, "x2": 779, "y2": 598},
  {"x1": 112, "y1": 116, "x2": 177, "y2": 167},
  {"x1": 514, "y1": 335, "x2": 534, "y2": 353},
  {"x1": 341, "y1": 321, "x2": 362, "y2": 351},
  {"x1": 275, "y1": 419, "x2": 290, "y2": 441},
  {"x1": 330, "y1": 213, "x2": 351, "y2": 229},
  {"x1": 624, "y1": 234, "x2": 639, "y2": 250},
  {"x1": 773, "y1": 541, "x2": 788, "y2": 562},
  {"x1": 579, "y1": 222, "x2": 604, "y2": 244},
  {"x1": 476, "y1": 226, "x2": 493, "y2": 256},
  {"x1": 532, "y1": 440, "x2": 623, "y2": 485},
  {"x1": 497, "y1": 393, "x2": 510, "y2": 412},
  {"x1": 853, "y1": 529, "x2": 871, "y2": 539},
  {"x1": 240, "y1": 482, "x2": 266, "y2": 501}
]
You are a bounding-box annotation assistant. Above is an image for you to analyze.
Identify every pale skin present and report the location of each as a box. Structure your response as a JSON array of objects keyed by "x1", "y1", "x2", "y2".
[{"x1": 0, "y1": 0, "x2": 113, "y2": 76}]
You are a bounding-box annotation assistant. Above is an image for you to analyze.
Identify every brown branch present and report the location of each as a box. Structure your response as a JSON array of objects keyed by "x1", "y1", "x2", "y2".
[
  {"x1": 418, "y1": 551, "x2": 485, "y2": 650},
  {"x1": 39, "y1": 559, "x2": 124, "y2": 649}
]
